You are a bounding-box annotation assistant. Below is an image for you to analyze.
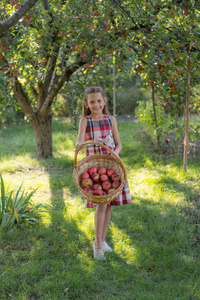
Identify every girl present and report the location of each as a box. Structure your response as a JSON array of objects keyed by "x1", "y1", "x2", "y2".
[{"x1": 75, "y1": 86, "x2": 132, "y2": 260}]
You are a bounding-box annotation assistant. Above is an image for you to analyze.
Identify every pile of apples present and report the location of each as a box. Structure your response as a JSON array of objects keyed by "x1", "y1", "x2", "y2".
[{"x1": 80, "y1": 166, "x2": 121, "y2": 196}]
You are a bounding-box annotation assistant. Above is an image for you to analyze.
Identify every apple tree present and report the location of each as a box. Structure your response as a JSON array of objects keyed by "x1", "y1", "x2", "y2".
[
  {"x1": 110, "y1": 0, "x2": 200, "y2": 164},
  {"x1": 0, "y1": 0, "x2": 134, "y2": 158}
]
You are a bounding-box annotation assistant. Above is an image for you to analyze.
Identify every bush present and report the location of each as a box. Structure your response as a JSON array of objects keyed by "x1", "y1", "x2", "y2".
[{"x1": 0, "y1": 174, "x2": 51, "y2": 229}]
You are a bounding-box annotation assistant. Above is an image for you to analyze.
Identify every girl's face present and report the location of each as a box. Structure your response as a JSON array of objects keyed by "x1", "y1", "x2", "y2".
[{"x1": 85, "y1": 92, "x2": 106, "y2": 116}]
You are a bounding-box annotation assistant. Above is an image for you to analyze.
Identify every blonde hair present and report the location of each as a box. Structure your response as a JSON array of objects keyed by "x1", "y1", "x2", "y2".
[{"x1": 82, "y1": 86, "x2": 110, "y2": 116}]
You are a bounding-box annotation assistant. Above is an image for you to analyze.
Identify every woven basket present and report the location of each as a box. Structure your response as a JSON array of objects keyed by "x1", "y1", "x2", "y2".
[{"x1": 73, "y1": 141, "x2": 127, "y2": 204}]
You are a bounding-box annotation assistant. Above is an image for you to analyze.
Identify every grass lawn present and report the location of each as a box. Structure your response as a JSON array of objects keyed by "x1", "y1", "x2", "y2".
[{"x1": 0, "y1": 119, "x2": 200, "y2": 300}]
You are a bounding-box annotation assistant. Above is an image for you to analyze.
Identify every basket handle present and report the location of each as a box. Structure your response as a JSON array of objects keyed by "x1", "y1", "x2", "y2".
[{"x1": 74, "y1": 141, "x2": 127, "y2": 183}]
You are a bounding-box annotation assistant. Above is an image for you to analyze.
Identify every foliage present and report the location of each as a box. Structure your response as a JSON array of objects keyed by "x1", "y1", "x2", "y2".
[
  {"x1": 0, "y1": 174, "x2": 51, "y2": 229},
  {"x1": 136, "y1": 99, "x2": 200, "y2": 150}
]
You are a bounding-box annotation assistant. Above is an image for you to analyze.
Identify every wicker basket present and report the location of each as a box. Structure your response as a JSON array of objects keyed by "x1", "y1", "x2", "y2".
[{"x1": 73, "y1": 141, "x2": 127, "y2": 204}]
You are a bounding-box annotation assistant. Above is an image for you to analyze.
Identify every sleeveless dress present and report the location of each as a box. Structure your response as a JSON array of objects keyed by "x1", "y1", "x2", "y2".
[{"x1": 85, "y1": 115, "x2": 132, "y2": 208}]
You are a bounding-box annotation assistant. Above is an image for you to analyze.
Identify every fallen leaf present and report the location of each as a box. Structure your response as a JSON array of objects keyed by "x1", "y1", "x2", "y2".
[{"x1": 2, "y1": 244, "x2": 11, "y2": 250}]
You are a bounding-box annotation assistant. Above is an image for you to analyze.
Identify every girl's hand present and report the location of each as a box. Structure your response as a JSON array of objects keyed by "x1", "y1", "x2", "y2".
[
  {"x1": 109, "y1": 151, "x2": 119, "y2": 159},
  {"x1": 75, "y1": 142, "x2": 85, "y2": 152}
]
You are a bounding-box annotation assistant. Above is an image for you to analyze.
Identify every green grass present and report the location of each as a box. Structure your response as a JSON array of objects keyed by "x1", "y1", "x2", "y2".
[{"x1": 0, "y1": 119, "x2": 200, "y2": 299}]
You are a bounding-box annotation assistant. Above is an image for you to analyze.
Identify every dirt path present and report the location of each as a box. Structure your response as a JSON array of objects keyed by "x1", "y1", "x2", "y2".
[{"x1": 116, "y1": 115, "x2": 137, "y2": 122}]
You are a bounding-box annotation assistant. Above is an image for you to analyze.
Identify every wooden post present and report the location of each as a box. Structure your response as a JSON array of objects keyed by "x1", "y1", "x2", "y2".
[
  {"x1": 113, "y1": 64, "x2": 116, "y2": 117},
  {"x1": 152, "y1": 84, "x2": 161, "y2": 153},
  {"x1": 183, "y1": 42, "x2": 192, "y2": 172}
]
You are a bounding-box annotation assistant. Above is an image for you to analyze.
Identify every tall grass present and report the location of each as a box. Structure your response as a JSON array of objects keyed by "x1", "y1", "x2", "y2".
[{"x1": 0, "y1": 119, "x2": 200, "y2": 299}]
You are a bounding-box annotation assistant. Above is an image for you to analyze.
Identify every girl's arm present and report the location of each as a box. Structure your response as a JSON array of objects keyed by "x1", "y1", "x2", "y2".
[
  {"x1": 75, "y1": 117, "x2": 87, "y2": 151},
  {"x1": 111, "y1": 116, "x2": 122, "y2": 156}
]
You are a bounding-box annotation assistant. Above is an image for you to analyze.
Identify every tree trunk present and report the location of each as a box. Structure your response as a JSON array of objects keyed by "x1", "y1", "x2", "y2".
[{"x1": 31, "y1": 113, "x2": 53, "y2": 158}]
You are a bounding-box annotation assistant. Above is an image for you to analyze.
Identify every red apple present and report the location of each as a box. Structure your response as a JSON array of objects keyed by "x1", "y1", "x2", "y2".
[
  {"x1": 178, "y1": 70, "x2": 182, "y2": 75},
  {"x1": 136, "y1": 65, "x2": 142, "y2": 72},
  {"x1": 93, "y1": 189, "x2": 104, "y2": 196},
  {"x1": 164, "y1": 103, "x2": 169, "y2": 108},
  {"x1": 10, "y1": 0, "x2": 16, "y2": 5},
  {"x1": 168, "y1": 80, "x2": 173, "y2": 85},
  {"x1": 82, "y1": 178, "x2": 93, "y2": 188},
  {"x1": 100, "y1": 57, "x2": 105, "y2": 61},
  {"x1": 83, "y1": 187, "x2": 92, "y2": 193},
  {"x1": 166, "y1": 138, "x2": 170, "y2": 144},
  {"x1": 80, "y1": 52, "x2": 87, "y2": 58},
  {"x1": 97, "y1": 167, "x2": 106, "y2": 175},
  {"x1": 172, "y1": 73, "x2": 177, "y2": 78},
  {"x1": 26, "y1": 14, "x2": 31, "y2": 21},
  {"x1": 13, "y1": 70, "x2": 19, "y2": 76},
  {"x1": 80, "y1": 172, "x2": 90, "y2": 181},
  {"x1": 88, "y1": 167, "x2": 97, "y2": 176},
  {"x1": 86, "y1": 64, "x2": 91, "y2": 69},
  {"x1": 100, "y1": 174, "x2": 109, "y2": 183},
  {"x1": 0, "y1": 54, "x2": 3, "y2": 60},
  {"x1": 112, "y1": 181, "x2": 121, "y2": 189},
  {"x1": 93, "y1": 184, "x2": 102, "y2": 190},
  {"x1": 107, "y1": 188, "x2": 116, "y2": 194},
  {"x1": 106, "y1": 169, "x2": 115, "y2": 177},
  {"x1": 91, "y1": 173, "x2": 100, "y2": 183},
  {"x1": 71, "y1": 45, "x2": 78, "y2": 51},
  {"x1": 111, "y1": 173, "x2": 120, "y2": 182},
  {"x1": 183, "y1": 10, "x2": 189, "y2": 16},
  {"x1": 92, "y1": 60, "x2": 98, "y2": 65},
  {"x1": 102, "y1": 181, "x2": 112, "y2": 191}
]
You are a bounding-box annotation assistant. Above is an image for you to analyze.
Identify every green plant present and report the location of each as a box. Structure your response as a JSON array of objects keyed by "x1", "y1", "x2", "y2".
[{"x1": 0, "y1": 174, "x2": 51, "y2": 229}]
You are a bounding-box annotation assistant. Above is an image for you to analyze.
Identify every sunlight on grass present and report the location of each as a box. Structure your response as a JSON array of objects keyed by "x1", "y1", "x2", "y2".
[
  {"x1": 110, "y1": 222, "x2": 138, "y2": 265},
  {"x1": 64, "y1": 194, "x2": 95, "y2": 242},
  {"x1": 0, "y1": 154, "x2": 41, "y2": 172}
]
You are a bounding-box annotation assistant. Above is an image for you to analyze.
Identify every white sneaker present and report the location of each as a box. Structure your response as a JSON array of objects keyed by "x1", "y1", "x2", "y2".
[
  {"x1": 102, "y1": 242, "x2": 113, "y2": 252},
  {"x1": 93, "y1": 244, "x2": 106, "y2": 260}
]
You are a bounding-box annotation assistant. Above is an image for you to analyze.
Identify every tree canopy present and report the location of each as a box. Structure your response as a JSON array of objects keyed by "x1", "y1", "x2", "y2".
[{"x1": 0, "y1": 0, "x2": 200, "y2": 159}]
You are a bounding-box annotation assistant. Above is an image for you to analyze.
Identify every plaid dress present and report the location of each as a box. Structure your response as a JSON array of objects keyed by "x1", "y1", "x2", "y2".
[{"x1": 85, "y1": 115, "x2": 132, "y2": 208}]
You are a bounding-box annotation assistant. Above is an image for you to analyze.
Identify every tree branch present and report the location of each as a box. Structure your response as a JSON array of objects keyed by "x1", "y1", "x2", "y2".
[
  {"x1": 37, "y1": 81, "x2": 46, "y2": 109},
  {"x1": 44, "y1": 35, "x2": 61, "y2": 93},
  {"x1": 0, "y1": 0, "x2": 40, "y2": 34},
  {"x1": 41, "y1": 0, "x2": 50, "y2": 10},
  {"x1": 13, "y1": 77, "x2": 35, "y2": 118},
  {"x1": 39, "y1": 56, "x2": 89, "y2": 117},
  {"x1": 30, "y1": 85, "x2": 38, "y2": 100}
]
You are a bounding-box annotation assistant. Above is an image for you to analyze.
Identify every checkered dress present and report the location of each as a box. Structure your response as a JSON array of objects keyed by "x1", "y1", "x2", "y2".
[{"x1": 85, "y1": 115, "x2": 132, "y2": 208}]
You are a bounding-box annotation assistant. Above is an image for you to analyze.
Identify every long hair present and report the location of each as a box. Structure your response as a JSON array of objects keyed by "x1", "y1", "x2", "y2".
[{"x1": 82, "y1": 86, "x2": 110, "y2": 116}]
